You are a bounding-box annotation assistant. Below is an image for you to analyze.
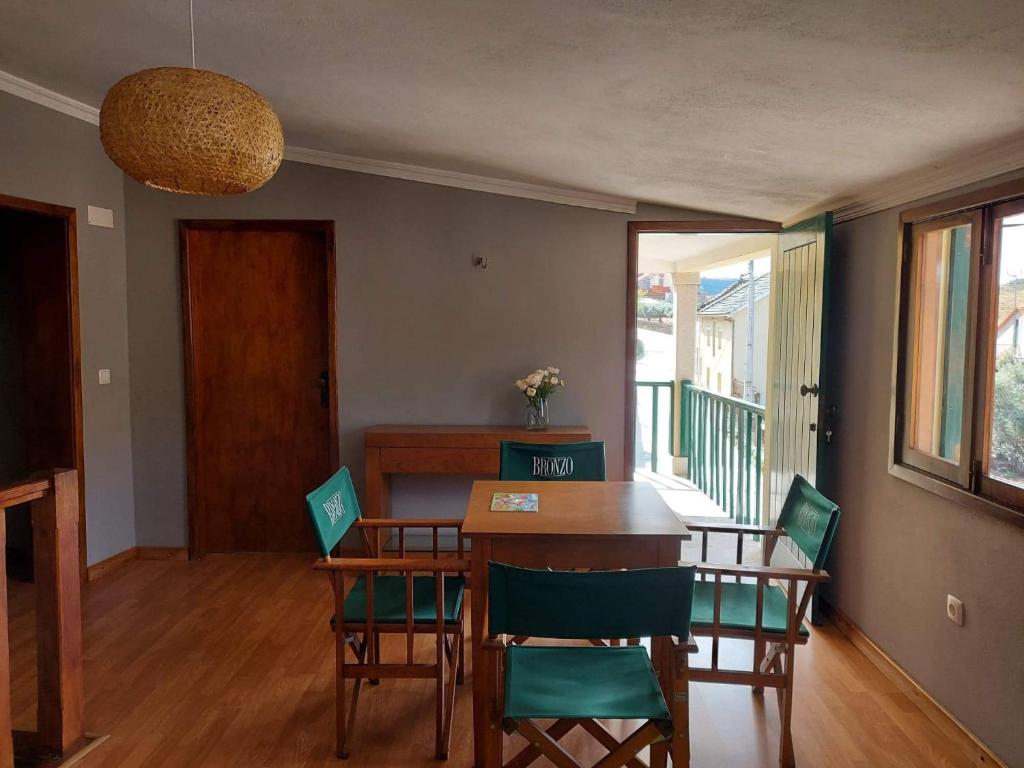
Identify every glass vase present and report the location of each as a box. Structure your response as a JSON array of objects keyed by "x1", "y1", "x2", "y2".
[{"x1": 526, "y1": 398, "x2": 549, "y2": 430}]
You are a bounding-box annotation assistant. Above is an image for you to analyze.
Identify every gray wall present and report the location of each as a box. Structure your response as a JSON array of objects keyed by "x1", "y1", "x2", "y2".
[
  {"x1": 0, "y1": 91, "x2": 136, "y2": 565},
  {"x1": 828, "y1": 177, "x2": 1024, "y2": 767},
  {"x1": 124, "y1": 160, "x2": 716, "y2": 547}
]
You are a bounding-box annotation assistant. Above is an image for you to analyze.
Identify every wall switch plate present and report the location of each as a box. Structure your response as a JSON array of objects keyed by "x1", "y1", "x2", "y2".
[
  {"x1": 87, "y1": 205, "x2": 114, "y2": 228},
  {"x1": 946, "y1": 594, "x2": 964, "y2": 626},
  {"x1": 98, "y1": 369, "x2": 111, "y2": 385}
]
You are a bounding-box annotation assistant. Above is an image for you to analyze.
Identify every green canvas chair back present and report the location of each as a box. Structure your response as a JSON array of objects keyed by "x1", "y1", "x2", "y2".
[
  {"x1": 305, "y1": 466, "x2": 362, "y2": 557},
  {"x1": 498, "y1": 440, "x2": 607, "y2": 481},
  {"x1": 776, "y1": 474, "x2": 841, "y2": 570},
  {"x1": 488, "y1": 562, "x2": 695, "y2": 640}
]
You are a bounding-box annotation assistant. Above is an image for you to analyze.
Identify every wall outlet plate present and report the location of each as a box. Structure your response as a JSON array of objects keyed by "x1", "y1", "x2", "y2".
[
  {"x1": 98, "y1": 369, "x2": 111, "y2": 385},
  {"x1": 946, "y1": 594, "x2": 964, "y2": 626}
]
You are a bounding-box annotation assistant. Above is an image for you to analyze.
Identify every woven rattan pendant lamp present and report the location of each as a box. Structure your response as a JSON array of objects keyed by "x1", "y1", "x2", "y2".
[{"x1": 99, "y1": 1, "x2": 283, "y2": 195}]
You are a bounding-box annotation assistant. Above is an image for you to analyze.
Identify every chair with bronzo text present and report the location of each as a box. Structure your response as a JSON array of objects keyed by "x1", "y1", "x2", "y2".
[
  {"x1": 499, "y1": 440, "x2": 607, "y2": 481},
  {"x1": 498, "y1": 439, "x2": 609, "y2": 647},
  {"x1": 683, "y1": 474, "x2": 840, "y2": 768},
  {"x1": 483, "y1": 562, "x2": 698, "y2": 768},
  {"x1": 306, "y1": 466, "x2": 469, "y2": 759}
]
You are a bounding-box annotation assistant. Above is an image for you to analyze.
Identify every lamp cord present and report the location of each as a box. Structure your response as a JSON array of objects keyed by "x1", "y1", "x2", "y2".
[{"x1": 189, "y1": 0, "x2": 196, "y2": 69}]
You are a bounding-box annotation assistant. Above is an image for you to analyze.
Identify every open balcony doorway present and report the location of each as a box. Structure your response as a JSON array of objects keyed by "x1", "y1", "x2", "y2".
[{"x1": 626, "y1": 221, "x2": 779, "y2": 544}]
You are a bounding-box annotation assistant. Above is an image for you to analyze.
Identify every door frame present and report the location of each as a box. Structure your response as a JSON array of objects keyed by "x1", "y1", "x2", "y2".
[
  {"x1": 625, "y1": 219, "x2": 781, "y2": 478},
  {"x1": 179, "y1": 219, "x2": 339, "y2": 558},
  {"x1": 0, "y1": 192, "x2": 86, "y2": 580}
]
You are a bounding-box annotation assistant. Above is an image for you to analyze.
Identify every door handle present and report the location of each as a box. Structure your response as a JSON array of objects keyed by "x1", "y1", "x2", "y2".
[
  {"x1": 319, "y1": 370, "x2": 330, "y2": 408},
  {"x1": 799, "y1": 383, "x2": 819, "y2": 397}
]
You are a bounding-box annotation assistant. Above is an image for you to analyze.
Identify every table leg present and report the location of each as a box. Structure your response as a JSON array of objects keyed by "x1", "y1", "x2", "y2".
[
  {"x1": 652, "y1": 536, "x2": 682, "y2": 768},
  {"x1": 470, "y1": 539, "x2": 491, "y2": 768},
  {"x1": 650, "y1": 635, "x2": 669, "y2": 768},
  {"x1": 363, "y1": 448, "x2": 391, "y2": 556},
  {"x1": 363, "y1": 450, "x2": 390, "y2": 513}
]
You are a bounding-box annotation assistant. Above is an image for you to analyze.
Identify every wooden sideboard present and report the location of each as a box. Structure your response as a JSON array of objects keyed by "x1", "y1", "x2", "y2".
[{"x1": 363, "y1": 425, "x2": 591, "y2": 520}]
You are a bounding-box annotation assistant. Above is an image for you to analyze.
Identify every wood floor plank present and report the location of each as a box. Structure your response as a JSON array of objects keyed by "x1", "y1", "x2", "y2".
[{"x1": 5, "y1": 554, "x2": 985, "y2": 767}]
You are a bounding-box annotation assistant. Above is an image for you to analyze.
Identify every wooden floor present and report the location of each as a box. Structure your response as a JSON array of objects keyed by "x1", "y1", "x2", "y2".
[{"x1": 8, "y1": 554, "x2": 982, "y2": 768}]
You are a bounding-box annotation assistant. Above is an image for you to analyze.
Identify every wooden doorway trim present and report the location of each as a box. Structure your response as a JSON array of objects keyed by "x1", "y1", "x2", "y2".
[
  {"x1": 625, "y1": 218, "x2": 781, "y2": 479},
  {"x1": 179, "y1": 219, "x2": 338, "y2": 557},
  {"x1": 0, "y1": 192, "x2": 86, "y2": 580}
]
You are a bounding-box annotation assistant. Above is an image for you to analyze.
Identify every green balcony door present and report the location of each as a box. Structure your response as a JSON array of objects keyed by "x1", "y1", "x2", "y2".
[{"x1": 764, "y1": 213, "x2": 834, "y2": 580}]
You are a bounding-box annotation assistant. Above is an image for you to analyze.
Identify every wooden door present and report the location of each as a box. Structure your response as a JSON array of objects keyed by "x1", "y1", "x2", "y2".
[
  {"x1": 764, "y1": 213, "x2": 834, "y2": 568},
  {"x1": 181, "y1": 221, "x2": 337, "y2": 554}
]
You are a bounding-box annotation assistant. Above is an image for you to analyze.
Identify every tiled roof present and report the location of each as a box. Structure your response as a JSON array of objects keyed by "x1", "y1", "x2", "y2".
[{"x1": 698, "y1": 273, "x2": 771, "y2": 316}]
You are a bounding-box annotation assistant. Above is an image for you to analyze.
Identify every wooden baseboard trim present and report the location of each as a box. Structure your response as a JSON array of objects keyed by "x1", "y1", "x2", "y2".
[
  {"x1": 136, "y1": 546, "x2": 187, "y2": 561},
  {"x1": 86, "y1": 548, "x2": 138, "y2": 581},
  {"x1": 88, "y1": 547, "x2": 188, "y2": 581},
  {"x1": 822, "y1": 600, "x2": 1008, "y2": 768}
]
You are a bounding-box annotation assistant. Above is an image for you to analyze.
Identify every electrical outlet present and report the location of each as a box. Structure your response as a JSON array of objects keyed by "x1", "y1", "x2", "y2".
[{"x1": 946, "y1": 594, "x2": 964, "y2": 626}]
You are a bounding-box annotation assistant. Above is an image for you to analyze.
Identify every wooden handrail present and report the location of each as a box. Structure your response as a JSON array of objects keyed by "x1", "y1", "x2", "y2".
[
  {"x1": 0, "y1": 468, "x2": 84, "y2": 767},
  {"x1": 0, "y1": 478, "x2": 53, "y2": 510}
]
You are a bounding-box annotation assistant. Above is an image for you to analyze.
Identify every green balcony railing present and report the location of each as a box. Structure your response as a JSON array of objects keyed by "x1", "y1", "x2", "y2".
[
  {"x1": 635, "y1": 380, "x2": 674, "y2": 474},
  {"x1": 680, "y1": 382, "x2": 765, "y2": 525}
]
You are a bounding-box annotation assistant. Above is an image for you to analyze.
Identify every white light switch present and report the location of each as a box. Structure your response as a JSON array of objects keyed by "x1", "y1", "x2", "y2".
[
  {"x1": 98, "y1": 369, "x2": 111, "y2": 385},
  {"x1": 87, "y1": 206, "x2": 114, "y2": 228}
]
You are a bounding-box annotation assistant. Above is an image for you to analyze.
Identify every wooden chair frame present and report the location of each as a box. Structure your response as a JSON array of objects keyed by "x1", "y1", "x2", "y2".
[
  {"x1": 682, "y1": 522, "x2": 831, "y2": 768},
  {"x1": 313, "y1": 519, "x2": 469, "y2": 759},
  {"x1": 483, "y1": 629, "x2": 698, "y2": 768}
]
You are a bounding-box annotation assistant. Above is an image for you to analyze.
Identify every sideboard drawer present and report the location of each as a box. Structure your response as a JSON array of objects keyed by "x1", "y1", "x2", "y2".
[{"x1": 379, "y1": 447, "x2": 499, "y2": 475}]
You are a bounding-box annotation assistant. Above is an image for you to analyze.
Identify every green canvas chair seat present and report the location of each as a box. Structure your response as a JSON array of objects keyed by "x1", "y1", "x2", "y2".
[
  {"x1": 333, "y1": 574, "x2": 465, "y2": 625},
  {"x1": 498, "y1": 440, "x2": 607, "y2": 481},
  {"x1": 503, "y1": 645, "x2": 670, "y2": 721},
  {"x1": 690, "y1": 581, "x2": 810, "y2": 637}
]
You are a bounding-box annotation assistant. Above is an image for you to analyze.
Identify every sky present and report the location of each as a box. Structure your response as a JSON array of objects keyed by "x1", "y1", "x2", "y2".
[
  {"x1": 1001, "y1": 213, "x2": 1023, "y2": 286},
  {"x1": 701, "y1": 255, "x2": 771, "y2": 280}
]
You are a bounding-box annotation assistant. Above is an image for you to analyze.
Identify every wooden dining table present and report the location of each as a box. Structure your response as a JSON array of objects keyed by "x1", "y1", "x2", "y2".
[{"x1": 463, "y1": 480, "x2": 690, "y2": 768}]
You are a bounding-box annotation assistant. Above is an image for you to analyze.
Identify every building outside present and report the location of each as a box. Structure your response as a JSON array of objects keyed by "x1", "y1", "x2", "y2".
[{"x1": 696, "y1": 272, "x2": 771, "y2": 403}]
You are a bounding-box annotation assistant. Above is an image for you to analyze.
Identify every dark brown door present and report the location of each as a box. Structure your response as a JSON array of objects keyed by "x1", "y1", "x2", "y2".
[{"x1": 181, "y1": 221, "x2": 337, "y2": 554}]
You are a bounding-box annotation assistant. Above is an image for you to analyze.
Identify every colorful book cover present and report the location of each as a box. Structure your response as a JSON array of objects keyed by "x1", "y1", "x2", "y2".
[{"x1": 490, "y1": 492, "x2": 539, "y2": 512}]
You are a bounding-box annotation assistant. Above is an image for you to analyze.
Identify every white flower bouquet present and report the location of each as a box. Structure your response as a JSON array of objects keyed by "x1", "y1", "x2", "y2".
[
  {"x1": 515, "y1": 366, "x2": 565, "y2": 402},
  {"x1": 514, "y1": 367, "x2": 565, "y2": 429}
]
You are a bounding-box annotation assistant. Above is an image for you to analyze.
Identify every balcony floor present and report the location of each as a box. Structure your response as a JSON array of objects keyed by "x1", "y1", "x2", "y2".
[
  {"x1": 8, "y1": 554, "x2": 984, "y2": 767},
  {"x1": 635, "y1": 468, "x2": 731, "y2": 518}
]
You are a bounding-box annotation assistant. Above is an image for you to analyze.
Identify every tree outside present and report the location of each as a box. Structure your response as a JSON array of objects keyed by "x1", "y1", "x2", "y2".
[{"x1": 991, "y1": 351, "x2": 1024, "y2": 486}]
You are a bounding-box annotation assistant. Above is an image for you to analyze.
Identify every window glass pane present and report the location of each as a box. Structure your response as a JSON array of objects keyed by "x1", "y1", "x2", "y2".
[
  {"x1": 988, "y1": 212, "x2": 1024, "y2": 489},
  {"x1": 908, "y1": 223, "x2": 971, "y2": 462}
]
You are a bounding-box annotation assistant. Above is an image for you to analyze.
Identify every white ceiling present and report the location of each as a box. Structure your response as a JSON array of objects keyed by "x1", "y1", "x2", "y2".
[
  {"x1": 1, "y1": 0, "x2": 1022, "y2": 220},
  {"x1": 638, "y1": 233, "x2": 775, "y2": 273}
]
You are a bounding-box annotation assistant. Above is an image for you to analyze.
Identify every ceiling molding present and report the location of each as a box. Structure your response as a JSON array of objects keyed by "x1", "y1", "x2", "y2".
[
  {"x1": 828, "y1": 135, "x2": 1024, "y2": 225},
  {"x1": 6, "y1": 67, "x2": 1020, "y2": 222},
  {"x1": 283, "y1": 146, "x2": 637, "y2": 213},
  {"x1": 0, "y1": 68, "x2": 637, "y2": 214},
  {"x1": 0, "y1": 68, "x2": 99, "y2": 124}
]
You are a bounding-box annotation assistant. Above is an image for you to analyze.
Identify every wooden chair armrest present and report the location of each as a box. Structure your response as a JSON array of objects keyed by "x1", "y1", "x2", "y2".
[
  {"x1": 672, "y1": 633, "x2": 699, "y2": 653},
  {"x1": 684, "y1": 522, "x2": 782, "y2": 536},
  {"x1": 314, "y1": 557, "x2": 471, "y2": 573},
  {"x1": 482, "y1": 634, "x2": 507, "y2": 652},
  {"x1": 354, "y1": 518, "x2": 464, "y2": 529},
  {"x1": 681, "y1": 560, "x2": 831, "y2": 583}
]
